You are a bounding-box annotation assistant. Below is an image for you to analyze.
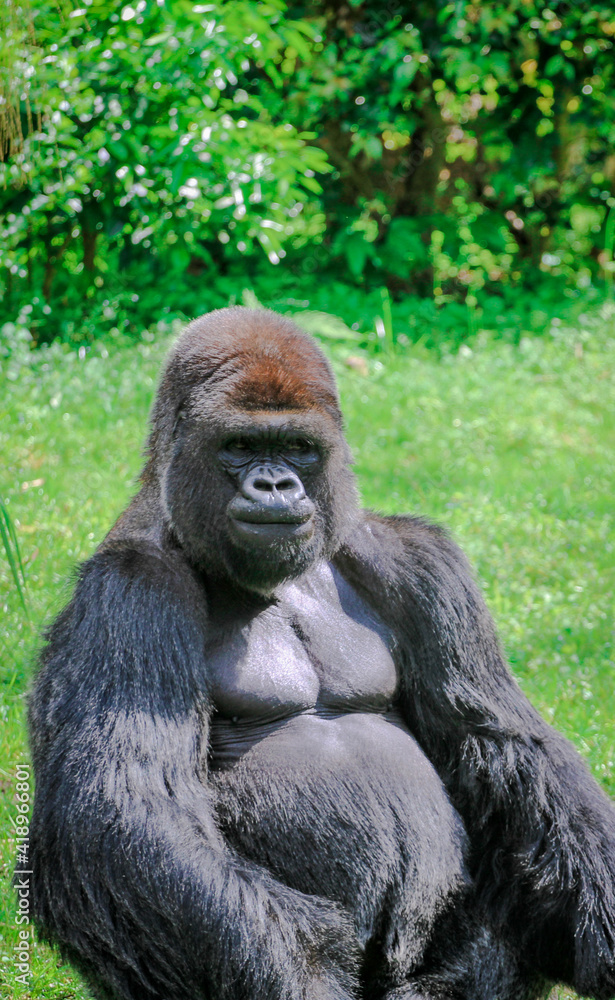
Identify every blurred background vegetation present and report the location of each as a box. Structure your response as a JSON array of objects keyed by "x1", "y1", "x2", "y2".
[{"x1": 1, "y1": 0, "x2": 615, "y2": 347}]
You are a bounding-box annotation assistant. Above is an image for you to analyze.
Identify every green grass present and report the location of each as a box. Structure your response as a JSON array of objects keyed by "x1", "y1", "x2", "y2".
[{"x1": 1, "y1": 302, "x2": 614, "y2": 999}]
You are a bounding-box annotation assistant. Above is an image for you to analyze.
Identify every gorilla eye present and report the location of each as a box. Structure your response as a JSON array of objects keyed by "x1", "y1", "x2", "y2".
[
  {"x1": 283, "y1": 439, "x2": 319, "y2": 464},
  {"x1": 219, "y1": 438, "x2": 260, "y2": 468}
]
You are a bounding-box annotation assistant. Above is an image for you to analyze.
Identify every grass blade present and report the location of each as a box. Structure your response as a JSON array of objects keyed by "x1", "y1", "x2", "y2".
[{"x1": 0, "y1": 496, "x2": 29, "y2": 618}]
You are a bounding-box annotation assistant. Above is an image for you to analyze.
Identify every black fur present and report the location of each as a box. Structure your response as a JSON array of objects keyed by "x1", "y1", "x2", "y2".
[{"x1": 28, "y1": 308, "x2": 615, "y2": 1000}]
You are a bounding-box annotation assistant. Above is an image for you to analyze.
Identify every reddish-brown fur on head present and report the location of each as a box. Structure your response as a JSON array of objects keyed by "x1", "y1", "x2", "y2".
[
  {"x1": 163, "y1": 307, "x2": 341, "y2": 420},
  {"x1": 144, "y1": 308, "x2": 344, "y2": 476}
]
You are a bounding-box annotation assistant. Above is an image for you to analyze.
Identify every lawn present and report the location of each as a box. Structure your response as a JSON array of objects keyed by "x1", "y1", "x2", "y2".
[{"x1": 1, "y1": 301, "x2": 614, "y2": 999}]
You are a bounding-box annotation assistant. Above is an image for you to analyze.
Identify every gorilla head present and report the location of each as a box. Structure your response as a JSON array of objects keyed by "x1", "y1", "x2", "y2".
[{"x1": 144, "y1": 307, "x2": 359, "y2": 592}]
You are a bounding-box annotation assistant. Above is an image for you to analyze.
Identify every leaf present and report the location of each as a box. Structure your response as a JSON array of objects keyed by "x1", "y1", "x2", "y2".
[
  {"x1": 300, "y1": 174, "x2": 323, "y2": 194},
  {"x1": 143, "y1": 32, "x2": 172, "y2": 46},
  {"x1": 291, "y1": 310, "x2": 359, "y2": 341},
  {"x1": 343, "y1": 233, "x2": 371, "y2": 278},
  {"x1": 544, "y1": 54, "x2": 564, "y2": 77}
]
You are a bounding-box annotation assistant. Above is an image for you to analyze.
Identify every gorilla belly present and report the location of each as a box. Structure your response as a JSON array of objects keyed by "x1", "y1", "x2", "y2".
[{"x1": 212, "y1": 711, "x2": 469, "y2": 968}]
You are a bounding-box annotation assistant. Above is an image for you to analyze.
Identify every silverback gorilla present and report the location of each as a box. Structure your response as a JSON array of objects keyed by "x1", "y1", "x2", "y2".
[{"x1": 29, "y1": 308, "x2": 615, "y2": 1000}]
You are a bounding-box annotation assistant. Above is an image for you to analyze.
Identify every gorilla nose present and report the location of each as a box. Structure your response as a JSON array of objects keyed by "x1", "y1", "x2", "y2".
[
  {"x1": 230, "y1": 464, "x2": 315, "y2": 528},
  {"x1": 241, "y1": 466, "x2": 306, "y2": 505}
]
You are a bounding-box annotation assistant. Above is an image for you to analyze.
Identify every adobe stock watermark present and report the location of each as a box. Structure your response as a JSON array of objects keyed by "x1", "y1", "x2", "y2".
[{"x1": 12, "y1": 760, "x2": 33, "y2": 988}]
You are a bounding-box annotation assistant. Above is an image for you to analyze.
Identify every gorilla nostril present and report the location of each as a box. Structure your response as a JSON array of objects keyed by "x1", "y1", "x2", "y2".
[
  {"x1": 277, "y1": 478, "x2": 297, "y2": 492},
  {"x1": 253, "y1": 478, "x2": 275, "y2": 492}
]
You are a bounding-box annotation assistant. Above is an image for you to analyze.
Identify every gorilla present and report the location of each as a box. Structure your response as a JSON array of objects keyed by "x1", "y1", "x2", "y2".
[{"x1": 28, "y1": 307, "x2": 615, "y2": 1000}]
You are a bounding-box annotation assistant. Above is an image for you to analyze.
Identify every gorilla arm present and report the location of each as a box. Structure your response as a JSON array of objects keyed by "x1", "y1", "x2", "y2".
[
  {"x1": 28, "y1": 546, "x2": 357, "y2": 1000},
  {"x1": 337, "y1": 514, "x2": 615, "y2": 1000}
]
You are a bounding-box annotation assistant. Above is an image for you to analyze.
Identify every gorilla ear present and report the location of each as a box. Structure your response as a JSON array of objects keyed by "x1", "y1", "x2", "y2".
[{"x1": 171, "y1": 408, "x2": 186, "y2": 437}]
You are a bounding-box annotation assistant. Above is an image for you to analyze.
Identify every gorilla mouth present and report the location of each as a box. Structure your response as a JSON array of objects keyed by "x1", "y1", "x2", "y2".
[
  {"x1": 231, "y1": 508, "x2": 313, "y2": 525},
  {"x1": 228, "y1": 508, "x2": 315, "y2": 548},
  {"x1": 229, "y1": 519, "x2": 315, "y2": 549}
]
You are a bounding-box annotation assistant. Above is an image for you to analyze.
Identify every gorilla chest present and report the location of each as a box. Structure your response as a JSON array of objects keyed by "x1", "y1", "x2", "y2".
[{"x1": 206, "y1": 563, "x2": 397, "y2": 721}]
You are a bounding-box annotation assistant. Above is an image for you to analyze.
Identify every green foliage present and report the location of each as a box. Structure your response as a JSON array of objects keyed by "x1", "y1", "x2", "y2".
[
  {"x1": 605, "y1": 206, "x2": 615, "y2": 300},
  {"x1": 0, "y1": 0, "x2": 329, "y2": 341},
  {"x1": 1, "y1": 264, "x2": 606, "y2": 366},
  {"x1": 1, "y1": 0, "x2": 615, "y2": 343},
  {"x1": 283, "y1": 1, "x2": 615, "y2": 294}
]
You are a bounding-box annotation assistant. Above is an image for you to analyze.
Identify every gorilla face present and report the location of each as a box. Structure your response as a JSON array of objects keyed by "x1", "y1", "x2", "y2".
[
  {"x1": 221, "y1": 428, "x2": 319, "y2": 551},
  {"x1": 163, "y1": 409, "x2": 344, "y2": 592},
  {"x1": 149, "y1": 308, "x2": 359, "y2": 592}
]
